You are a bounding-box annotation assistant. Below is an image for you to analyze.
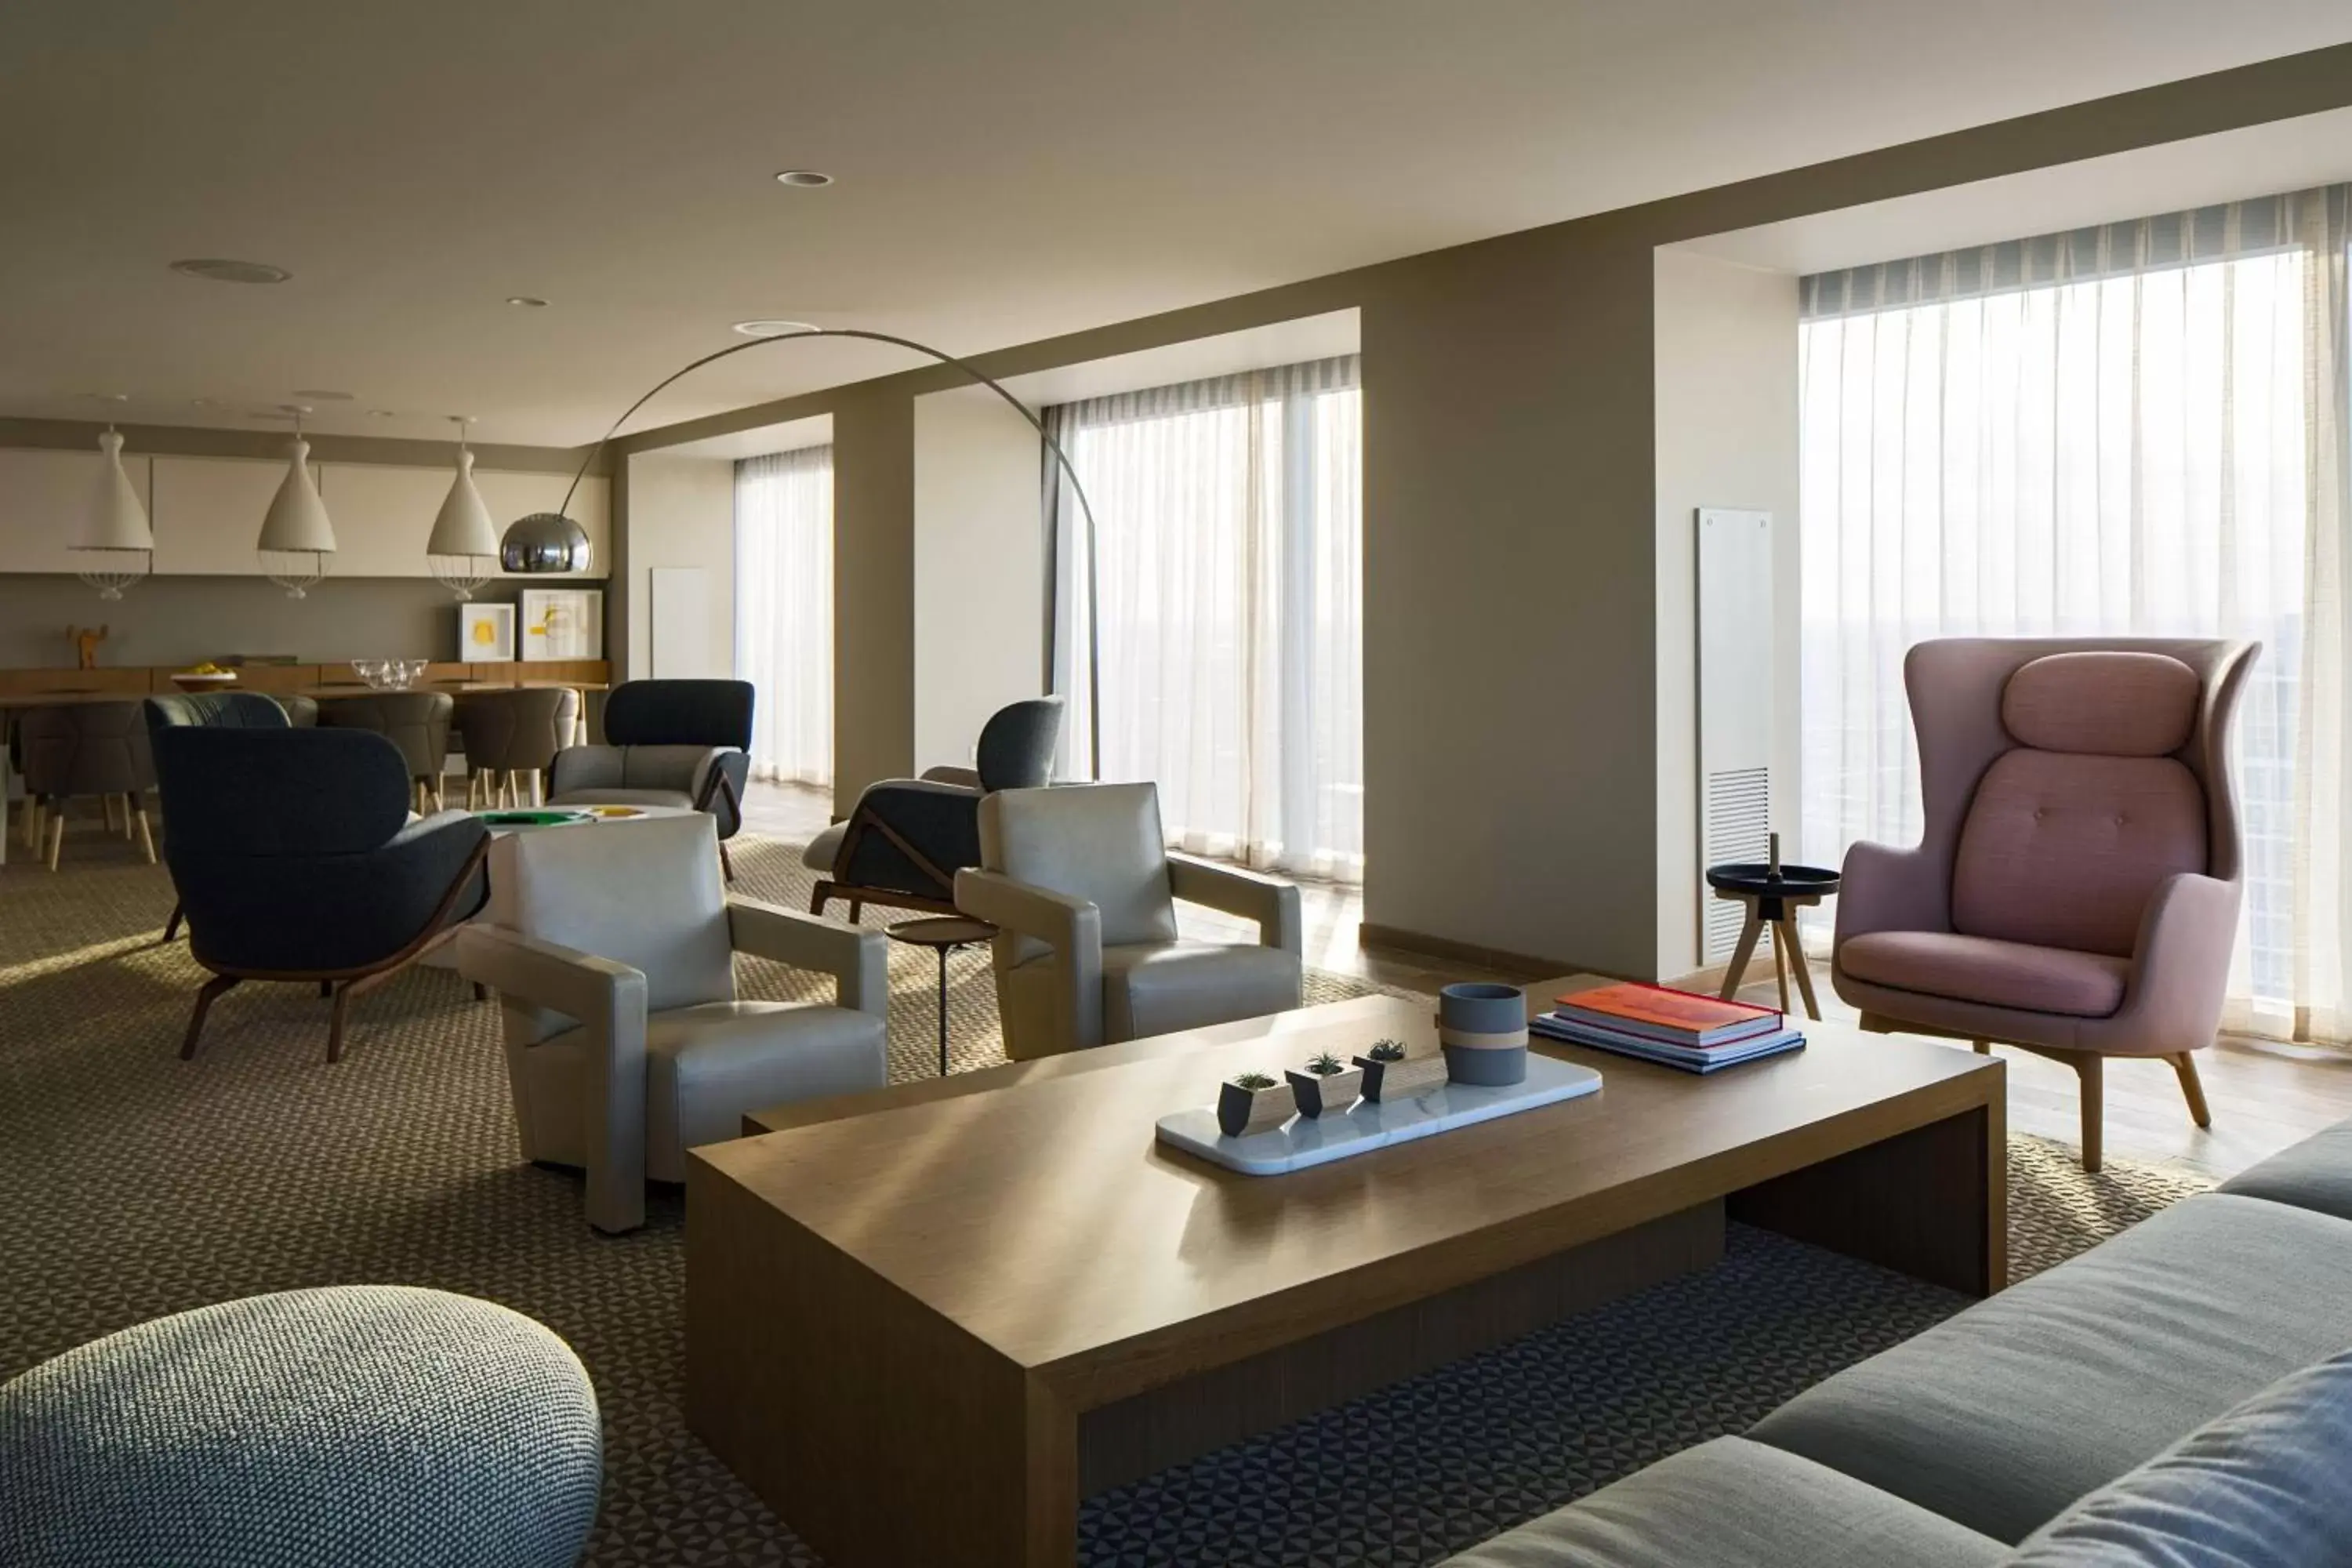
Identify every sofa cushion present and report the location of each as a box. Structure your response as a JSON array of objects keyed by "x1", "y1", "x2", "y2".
[
  {"x1": 1838, "y1": 931, "x2": 2130, "y2": 1018},
  {"x1": 1952, "y1": 750, "x2": 2206, "y2": 956},
  {"x1": 1436, "y1": 1436, "x2": 2004, "y2": 1568},
  {"x1": 2216, "y1": 1117, "x2": 2352, "y2": 1225},
  {"x1": 644, "y1": 1001, "x2": 887, "y2": 1179},
  {"x1": 1747, "y1": 1193, "x2": 2352, "y2": 1544},
  {"x1": 2002, "y1": 652, "x2": 2200, "y2": 757},
  {"x1": 2007, "y1": 1346, "x2": 2352, "y2": 1566},
  {"x1": 1103, "y1": 939, "x2": 1303, "y2": 1042}
]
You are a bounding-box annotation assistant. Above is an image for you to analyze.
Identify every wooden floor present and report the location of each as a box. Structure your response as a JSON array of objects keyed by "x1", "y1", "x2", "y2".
[{"x1": 748, "y1": 781, "x2": 2352, "y2": 1183}]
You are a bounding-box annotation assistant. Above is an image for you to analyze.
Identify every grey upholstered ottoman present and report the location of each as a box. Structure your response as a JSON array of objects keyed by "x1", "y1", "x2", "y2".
[{"x1": 0, "y1": 1285, "x2": 602, "y2": 1567}]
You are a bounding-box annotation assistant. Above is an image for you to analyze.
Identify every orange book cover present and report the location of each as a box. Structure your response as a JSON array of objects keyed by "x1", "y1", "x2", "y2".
[{"x1": 1552, "y1": 982, "x2": 1779, "y2": 1044}]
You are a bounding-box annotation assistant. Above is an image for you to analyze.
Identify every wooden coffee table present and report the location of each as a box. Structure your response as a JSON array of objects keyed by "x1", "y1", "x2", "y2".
[{"x1": 686, "y1": 976, "x2": 2004, "y2": 1568}]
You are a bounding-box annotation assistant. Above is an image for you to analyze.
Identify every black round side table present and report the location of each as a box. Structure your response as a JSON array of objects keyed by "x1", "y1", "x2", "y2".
[
  {"x1": 884, "y1": 916, "x2": 996, "y2": 1076},
  {"x1": 1704, "y1": 858, "x2": 1839, "y2": 1019}
]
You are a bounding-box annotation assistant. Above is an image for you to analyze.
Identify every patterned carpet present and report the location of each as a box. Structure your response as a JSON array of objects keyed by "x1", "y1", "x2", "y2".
[{"x1": 0, "y1": 826, "x2": 2212, "y2": 1566}]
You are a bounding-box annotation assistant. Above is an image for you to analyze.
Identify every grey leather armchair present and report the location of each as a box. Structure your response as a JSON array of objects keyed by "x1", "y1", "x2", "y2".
[
  {"x1": 456, "y1": 811, "x2": 887, "y2": 1233},
  {"x1": 547, "y1": 679, "x2": 752, "y2": 880},
  {"x1": 954, "y1": 782, "x2": 1302, "y2": 1059}
]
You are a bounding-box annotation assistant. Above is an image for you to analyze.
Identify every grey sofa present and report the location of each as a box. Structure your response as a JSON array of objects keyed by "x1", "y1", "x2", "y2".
[{"x1": 1441, "y1": 1119, "x2": 2352, "y2": 1566}]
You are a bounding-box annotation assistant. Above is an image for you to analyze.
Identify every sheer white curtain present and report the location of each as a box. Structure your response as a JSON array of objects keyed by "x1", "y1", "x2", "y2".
[
  {"x1": 1798, "y1": 187, "x2": 2352, "y2": 1041},
  {"x1": 1047, "y1": 356, "x2": 1363, "y2": 880},
  {"x1": 733, "y1": 446, "x2": 833, "y2": 787}
]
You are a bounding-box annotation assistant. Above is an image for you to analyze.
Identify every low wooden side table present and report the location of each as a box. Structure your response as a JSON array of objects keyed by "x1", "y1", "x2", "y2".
[
  {"x1": 884, "y1": 916, "x2": 996, "y2": 1076},
  {"x1": 1705, "y1": 859, "x2": 1839, "y2": 1019}
]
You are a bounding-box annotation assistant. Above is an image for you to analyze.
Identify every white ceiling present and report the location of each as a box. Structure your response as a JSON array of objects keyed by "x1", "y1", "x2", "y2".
[
  {"x1": 3, "y1": 1, "x2": 2347, "y2": 445},
  {"x1": 1675, "y1": 105, "x2": 2352, "y2": 276}
]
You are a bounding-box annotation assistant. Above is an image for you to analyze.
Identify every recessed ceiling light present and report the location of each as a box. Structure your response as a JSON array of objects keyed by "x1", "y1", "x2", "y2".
[
  {"x1": 772, "y1": 169, "x2": 833, "y2": 188},
  {"x1": 731, "y1": 319, "x2": 819, "y2": 338},
  {"x1": 367, "y1": 408, "x2": 399, "y2": 418},
  {"x1": 292, "y1": 388, "x2": 354, "y2": 401},
  {"x1": 506, "y1": 296, "x2": 549, "y2": 308},
  {"x1": 190, "y1": 397, "x2": 216, "y2": 408},
  {"x1": 169, "y1": 258, "x2": 292, "y2": 285},
  {"x1": 82, "y1": 391, "x2": 130, "y2": 403}
]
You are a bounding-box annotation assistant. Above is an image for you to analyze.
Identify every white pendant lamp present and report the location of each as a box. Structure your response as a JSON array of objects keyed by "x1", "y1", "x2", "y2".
[
  {"x1": 74, "y1": 426, "x2": 155, "y2": 600},
  {"x1": 426, "y1": 416, "x2": 499, "y2": 599},
  {"x1": 256, "y1": 405, "x2": 335, "y2": 598}
]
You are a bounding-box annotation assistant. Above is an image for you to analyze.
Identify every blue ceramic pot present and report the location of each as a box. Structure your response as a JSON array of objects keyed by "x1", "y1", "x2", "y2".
[{"x1": 1439, "y1": 982, "x2": 1529, "y2": 1087}]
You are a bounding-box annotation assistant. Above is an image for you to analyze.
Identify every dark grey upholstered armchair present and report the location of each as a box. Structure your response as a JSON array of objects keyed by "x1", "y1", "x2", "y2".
[
  {"x1": 151, "y1": 727, "x2": 490, "y2": 1063},
  {"x1": 805, "y1": 696, "x2": 1063, "y2": 920},
  {"x1": 145, "y1": 692, "x2": 300, "y2": 942},
  {"x1": 547, "y1": 678, "x2": 753, "y2": 879},
  {"x1": 315, "y1": 691, "x2": 456, "y2": 815},
  {"x1": 16, "y1": 701, "x2": 157, "y2": 871},
  {"x1": 455, "y1": 687, "x2": 580, "y2": 809}
]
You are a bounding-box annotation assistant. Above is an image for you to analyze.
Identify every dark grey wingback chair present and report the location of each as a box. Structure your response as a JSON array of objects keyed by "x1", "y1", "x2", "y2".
[
  {"x1": 547, "y1": 679, "x2": 753, "y2": 878},
  {"x1": 316, "y1": 691, "x2": 456, "y2": 815},
  {"x1": 806, "y1": 696, "x2": 1063, "y2": 919},
  {"x1": 150, "y1": 727, "x2": 490, "y2": 1063},
  {"x1": 455, "y1": 688, "x2": 580, "y2": 808},
  {"x1": 145, "y1": 692, "x2": 299, "y2": 941},
  {"x1": 17, "y1": 701, "x2": 157, "y2": 870}
]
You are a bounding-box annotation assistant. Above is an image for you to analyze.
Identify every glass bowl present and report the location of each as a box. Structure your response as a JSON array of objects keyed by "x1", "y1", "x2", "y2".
[{"x1": 351, "y1": 659, "x2": 429, "y2": 691}]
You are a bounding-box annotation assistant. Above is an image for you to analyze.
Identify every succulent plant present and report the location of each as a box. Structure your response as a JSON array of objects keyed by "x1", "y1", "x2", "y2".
[
  {"x1": 1368, "y1": 1039, "x2": 1407, "y2": 1062},
  {"x1": 1306, "y1": 1051, "x2": 1348, "y2": 1076},
  {"x1": 1232, "y1": 1072, "x2": 1278, "y2": 1091}
]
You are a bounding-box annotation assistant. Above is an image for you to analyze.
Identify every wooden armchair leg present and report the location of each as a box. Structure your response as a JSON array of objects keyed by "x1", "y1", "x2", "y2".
[
  {"x1": 2077, "y1": 1054, "x2": 2104, "y2": 1173},
  {"x1": 2171, "y1": 1051, "x2": 2213, "y2": 1129},
  {"x1": 326, "y1": 982, "x2": 354, "y2": 1064},
  {"x1": 181, "y1": 975, "x2": 241, "y2": 1060}
]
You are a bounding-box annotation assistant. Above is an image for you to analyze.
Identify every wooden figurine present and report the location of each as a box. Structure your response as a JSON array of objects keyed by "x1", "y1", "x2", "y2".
[{"x1": 67, "y1": 625, "x2": 108, "y2": 670}]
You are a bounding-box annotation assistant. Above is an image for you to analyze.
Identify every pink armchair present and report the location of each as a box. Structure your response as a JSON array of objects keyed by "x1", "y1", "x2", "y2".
[{"x1": 1831, "y1": 638, "x2": 2257, "y2": 1171}]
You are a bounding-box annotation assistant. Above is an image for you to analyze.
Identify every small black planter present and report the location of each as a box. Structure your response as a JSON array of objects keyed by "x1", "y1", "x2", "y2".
[
  {"x1": 1217, "y1": 1076, "x2": 1297, "y2": 1138},
  {"x1": 1284, "y1": 1063, "x2": 1364, "y2": 1118}
]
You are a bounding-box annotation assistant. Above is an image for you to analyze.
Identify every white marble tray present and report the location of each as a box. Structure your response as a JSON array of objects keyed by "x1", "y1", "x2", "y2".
[{"x1": 1156, "y1": 1054, "x2": 1603, "y2": 1175}]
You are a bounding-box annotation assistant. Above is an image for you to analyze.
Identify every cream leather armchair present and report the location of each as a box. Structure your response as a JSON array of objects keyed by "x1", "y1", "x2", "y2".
[
  {"x1": 955, "y1": 782, "x2": 1302, "y2": 1059},
  {"x1": 457, "y1": 812, "x2": 888, "y2": 1232}
]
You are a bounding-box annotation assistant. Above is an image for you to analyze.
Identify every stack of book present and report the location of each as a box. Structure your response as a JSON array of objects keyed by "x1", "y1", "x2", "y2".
[{"x1": 1530, "y1": 982, "x2": 1803, "y2": 1073}]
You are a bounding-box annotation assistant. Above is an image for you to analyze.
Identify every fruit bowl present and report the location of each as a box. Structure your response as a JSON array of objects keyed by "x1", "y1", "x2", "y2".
[{"x1": 171, "y1": 669, "x2": 239, "y2": 691}]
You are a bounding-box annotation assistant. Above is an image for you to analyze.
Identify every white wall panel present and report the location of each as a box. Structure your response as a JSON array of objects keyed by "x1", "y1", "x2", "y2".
[
  {"x1": 0, "y1": 448, "x2": 153, "y2": 573},
  {"x1": 150, "y1": 456, "x2": 283, "y2": 575}
]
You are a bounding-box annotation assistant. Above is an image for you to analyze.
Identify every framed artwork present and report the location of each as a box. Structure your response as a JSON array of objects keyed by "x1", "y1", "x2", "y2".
[
  {"x1": 520, "y1": 588, "x2": 604, "y2": 662},
  {"x1": 459, "y1": 603, "x2": 516, "y2": 662}
]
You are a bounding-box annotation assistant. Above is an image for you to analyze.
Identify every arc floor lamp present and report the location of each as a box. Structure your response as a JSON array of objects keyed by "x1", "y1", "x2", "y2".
[{"x1": 499, "y1": 328, "x2": 1105, "y2": 775}]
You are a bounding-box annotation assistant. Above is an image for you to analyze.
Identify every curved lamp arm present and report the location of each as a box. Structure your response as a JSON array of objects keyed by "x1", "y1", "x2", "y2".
[{"x1": 546, "y1": 327, "x2": 1102, "y2": 775}]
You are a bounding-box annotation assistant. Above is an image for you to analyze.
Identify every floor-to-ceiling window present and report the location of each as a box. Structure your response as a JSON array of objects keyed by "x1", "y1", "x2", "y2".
[
  {"x1": 734, "y1": 445, "x2": 833, "y2": 786},
  {"x1": 1798, "y1": 187, "x2": 2351, "y2": 1041},
  {"x1": 1046, "y1": 356, "x2": 1364, "y2": 881}
]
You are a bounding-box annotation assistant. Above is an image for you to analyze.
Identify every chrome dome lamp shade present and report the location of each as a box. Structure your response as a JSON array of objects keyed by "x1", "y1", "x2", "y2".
[{"x1": 499, "y1": 510, "x2": 592, "y2": 574}]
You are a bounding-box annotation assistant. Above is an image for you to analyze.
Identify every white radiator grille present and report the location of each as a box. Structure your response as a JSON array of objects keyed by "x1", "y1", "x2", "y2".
[
  {"x1": 1702, "y1": 767, "x2": 1770, "y2": 960},
  {"x1": 1696, "y1": 507, "x2": 1776, "y2": 966}
]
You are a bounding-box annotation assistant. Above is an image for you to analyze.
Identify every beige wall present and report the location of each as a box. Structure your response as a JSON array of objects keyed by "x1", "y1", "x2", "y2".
[
  {"x1": 829, "y1": 390, "x2": 918, "y2": 810},
  {"x1": 608, "y1": 45, "x2": 2352, "y2": 975},
  {"x1": 913, "y1": 387, "x2": 1046, "y2": 772},
  {"x1": 620, "y1": 453, "x2": 735, "y2": 681},
  {"x1": 1652, "y1": 248, "x2": 1802, "y2": 981}
]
